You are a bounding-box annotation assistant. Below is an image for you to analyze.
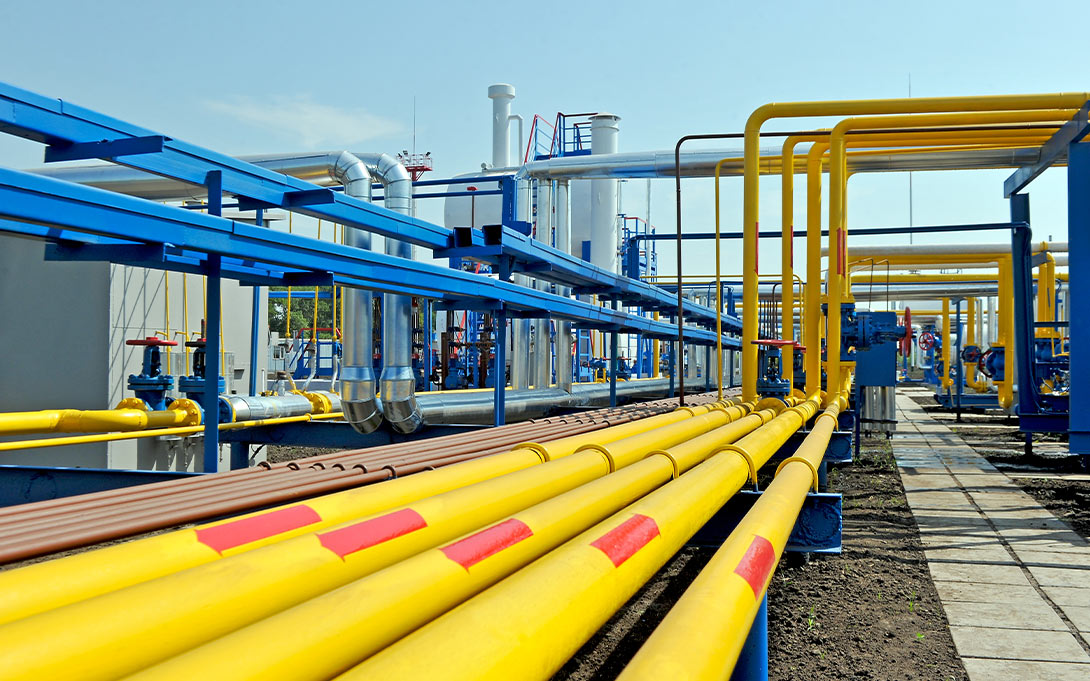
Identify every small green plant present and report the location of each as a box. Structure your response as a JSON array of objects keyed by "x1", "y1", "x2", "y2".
[
  {"x1": 877, "y1": 591, "x2": 883, "y2": 601},
  {"x1": 806, "y1": 605, "x2": 817, "y2": 631},
  {"x1": 909, "y1": 590, "x2": 917, "y2": 613},
  {"x1": 915, "y1": 632, "x2": 926, "y2": 641}
]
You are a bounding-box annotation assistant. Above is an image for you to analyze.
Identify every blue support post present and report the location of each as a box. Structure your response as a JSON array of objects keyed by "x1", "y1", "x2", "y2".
[
  {"x1": 203, "y1": 171, "x2": 223, "y2": 473},
  {"x1": 668, "y1": 341, "x2": 676, "y2": 396},
  {"x1": 493, "y1": 306, "x2": 507, "y2": 427},
  {"x1": 609, "y1": 302, "x2": 619, "y2": 408},
  {"x1": 248, "y1": 208, "x2": 263, "y2": 397},
  {"x1": 423, "y1": 298, "x2": 433, "y2": 391},
  {"x1": 1069, "y1": 142, "x2": 1090, "y2": 458},
  {"x1": 730, "y1": 595, "x2": 769, "y2": 681}
]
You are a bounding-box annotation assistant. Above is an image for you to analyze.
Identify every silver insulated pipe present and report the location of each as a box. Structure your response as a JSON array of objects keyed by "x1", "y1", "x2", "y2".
[{"x1": 366, "y1": 153, "x2": 424, "y2": 434}]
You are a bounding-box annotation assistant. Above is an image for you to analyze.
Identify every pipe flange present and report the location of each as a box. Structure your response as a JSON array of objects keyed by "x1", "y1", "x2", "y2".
[
  {"x1": 166, "y1": 398, "x2": 203, "y2": 426},
  {"x1": 298, "y1": 390, "x2": 332, "y2": 414},
  {"x1": 116, "y1": 397, "x2": 148, "y2": 412}
]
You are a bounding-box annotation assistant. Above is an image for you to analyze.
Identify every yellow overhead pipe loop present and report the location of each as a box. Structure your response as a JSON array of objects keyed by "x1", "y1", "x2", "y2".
[
  {"x1": 342, "y1": 395, "x2": 819, "y2": 681},
  {"x1": 617, "y1": 398, "x2": 844, "y2": 681},
  {"x1": 125, "y1": 406, "x2": 775, "y2": 681},
  {"x1": 0, "y1": 406, "x2": 705, "y2": 627},
  {"x1": 0, "y1": 400, "x2": 202, "y2": 437},
  {"x1": 742, "y1": 93, "x2": 1089, "y2": 402},
  {"x1": 0, "y1": 404, "x2": 751, "y2": 680},
  {"x1": 965, "y1": 298, "x2": 987, "y2": 393},
  {"x1": 825, "y1": 110, "x2": 1073, "y2": 403}
]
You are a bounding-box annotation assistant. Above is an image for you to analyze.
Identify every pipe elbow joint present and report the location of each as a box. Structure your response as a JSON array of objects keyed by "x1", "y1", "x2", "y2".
[
  {"x1": 380, "y1": 368, "x2": 423, "y2": 434},
  {"x1": 341, "y1": 367, "x2": 383, "y2": 434}
]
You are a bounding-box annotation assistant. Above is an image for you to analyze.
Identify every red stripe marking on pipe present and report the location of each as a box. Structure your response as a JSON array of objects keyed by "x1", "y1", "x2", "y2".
[
  {"x1": 734, "y1": 534, "x2": 776, "y2": 597},
  {"x1": 440, "y1": 518, "x2": 533, "y2": 571},
  {"x1": 590, "y1": 514, "x2": 660, "y2": 567},
  {"x1": 195, "y1": 505, "x2": 322, "y2": 554},
  {"x1": 317, "y1": 508, "x2": 427, "y2": 560}
]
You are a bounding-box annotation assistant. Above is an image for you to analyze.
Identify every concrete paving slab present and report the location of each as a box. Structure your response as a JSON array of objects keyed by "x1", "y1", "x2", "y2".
[
  {"x1": 1059, "y1": 605, "x2": 1090, "y2": 633},
  {"x1": 1027, "y1": 565, "x2": 1090, "y2": 589},
  {"x1": 933, "y1": 580, "x2": 1041, "y2": 605},
  {"x1": 960, "y1": 657, "x2": 1090, "y2": 680},
  {"x1": 924, "y1": 546, "x2": 1019, "y2": 565},
  {"x1": 942, "y1": 600, "x2": 1068, "y2": 631},
  {"x1": 1041, "y1": 585, "x2": 1090, "y2": 607},
  {"x1": 948, "y1": 625, "x2": 1089, "y2": 662},
  {"x1": 928, "y1": 562, "x2": 1031, "y2": 586},
  {"x1": 1015, "y1": 550, "x2": 1090, "y2": 569}
]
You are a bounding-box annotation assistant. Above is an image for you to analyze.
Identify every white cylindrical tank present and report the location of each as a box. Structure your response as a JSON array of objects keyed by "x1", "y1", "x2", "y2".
[
  {"x1": 488, "y1": 84, "x2": 516, "y2": 169},
  {"x1": 589, "y1": 113, "x2": 621, "y2": 273}
]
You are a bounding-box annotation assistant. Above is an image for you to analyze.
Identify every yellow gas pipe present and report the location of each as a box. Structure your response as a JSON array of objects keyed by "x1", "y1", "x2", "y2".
[
  {"x1": 0, "y1": 404, "x2": 754, "y2": 681},
  {"x1": 941, "y1": 298, "x2": 953, "y2": 390},
  {"x1": 617, "y1": 394, "x2": 847, "y2": 681},
  {"x1": 965, "y1": 298, "x2": 987, "y2": 392},
  {"x1": 126, "y1": 405, "x2": 779, "y2": 681},
  {"x1": 342, "y1": 395, "x2": 819, "y2": 681},
  {"x1": 0, "y1": 404, "x2": 712, "y2": 626},
  {"x1": 825, "y1": 110, "x2": 1072, "y2": 404},
  {"x1": 742, "y1": 93, "x2": 1088, "y2": 403},
  {"x1": 0, "y1": 400, "x2": 202, "y2": 436}
]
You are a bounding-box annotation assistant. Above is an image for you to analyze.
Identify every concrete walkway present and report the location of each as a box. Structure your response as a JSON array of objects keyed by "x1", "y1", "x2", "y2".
[{"x1": 894, "y1": 390, "x2": 1090, "y2": 680}]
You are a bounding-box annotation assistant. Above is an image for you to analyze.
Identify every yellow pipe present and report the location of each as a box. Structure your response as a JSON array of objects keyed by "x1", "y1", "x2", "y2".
[
  {"x1": 1036, "y1": 253, "x2": 1057, "y2": 339},
  {"x1": 804, "y1": 141, "x2": 826, "y2": 396},
  {"x1": 714, "y1": 158, "x2": 726, "y2": 400},
  {"x1": 853, "y1": 272, "x2": 1067, "y2": 283},
  {"x1": 0, "y1": 401, "x2": 201, "y2": 436},
  {"x1": 826, "y1": 111, "x2": 1072, "y2": 401},
  {"x1": 617, "y1": 398, "x2": 843, "y2": 680},
  {"x1": 0, "y1": 407, "x2": 701, "y2": 627},
  {"x1": 0, "y1": 407, "x2": 743, "y2": 679},
  {"x1": 779, "y1": 137, "x2": 805, "y2": 387},
  {"x1": 652, "y1": 311, "x2": 660, "y2": 378},
  {"x1": 941, "y1": 298, "x2": 952, "y2": 390},
  {"x1": 743, "y1": 94, "x2": 1088, "y2": 402},
  {"x1": 341, "y1": 396, "x2": 819, "y2": 681},
  {"x1": 965, "y1": 298, "x2": 986, "y2": 392},
  {"x1": 125, "y1": 407, "x2": 774, "y2": 681}
]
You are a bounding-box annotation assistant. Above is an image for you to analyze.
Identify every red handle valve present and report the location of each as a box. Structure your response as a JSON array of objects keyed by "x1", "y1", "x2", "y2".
[
  {"x1": 918, "y1": 332, "x2": 936, "y2": 351},
  {"x1": 126, "y1": 336, "x2": 179, "y2": 347}
]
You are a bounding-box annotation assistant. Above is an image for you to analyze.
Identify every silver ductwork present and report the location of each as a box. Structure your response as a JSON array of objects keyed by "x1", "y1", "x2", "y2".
[
  {"x1": 340, "y1": 153, "x2": 423, "y2": 434},
  {"x1": 327, "y1": 152, "x2": 384, "y2": 434},
  {"x1": 415, "y1": 378, "x2": 681, "y2": 426},
  {"x1": 220, "y1": 393, "x2": 315, "y2": 422}
]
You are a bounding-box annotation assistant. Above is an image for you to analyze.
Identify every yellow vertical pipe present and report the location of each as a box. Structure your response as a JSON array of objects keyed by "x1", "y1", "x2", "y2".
[
  {"x1": 804, "y1": 142, "x2": 826, "y2": 396},
  {"x1": 965, "y1": 297, "x2": 983, "y2": 392},
  {"x1": 652, "y1": 311, "x2": 660, "y2": 378},
  {"x1": 998, "y1": 258, "x2": 1013, "y2": 408},
  {"x1": 1036, "y1": 253, "x2": 1056, "y2": 339},
  {"x1": 182, "y1": 272, "x2": 191, "y2": 373},
  {"x1": 941, "y1": 298, "x2": 952, "y2": 390},
  {"x1": 742, "y1": 94, "x2": 1089, "y2": 403},
  {"x1": 779, "y1": 137, "x2": 804, "y2": 388}
]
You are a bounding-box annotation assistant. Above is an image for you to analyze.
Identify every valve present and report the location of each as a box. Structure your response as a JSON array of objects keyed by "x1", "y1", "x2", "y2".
[
  {"x1": 961, "y1": 345, "x2": 983, "y2": 364},
  {"x1": 918, "y1": 332, "x2": 936, "y2": 352},
  {"x1": 126, "y1": 336, "x2": 178, "y2": 410},
  {"x1": 752, "y1": 339, "x2": 794, "y2": 398},
  {"x1": 978, "y1": 346, "x2": 1005, "y2": 382},
  {"x1": 177, "y1": 338, "x2": 226, "y2": 400}
]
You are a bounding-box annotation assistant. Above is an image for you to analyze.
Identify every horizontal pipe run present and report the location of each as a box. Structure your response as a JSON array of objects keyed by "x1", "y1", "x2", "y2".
[
  {"x1": 125, "y1": 406, "x2": 773, "y2": 681},
  {"x1": 617, "y1": 397, "x2": 844, "y2": 680},
  {"x1": 343, "y1": 396, "x2": 819, "y2": 681},
  {"x1": 0, "y1": 402, "x2": 713, "y2": 637},
  {"x1": 0, "y1": 404, "x2": 740, "y2": 680}
]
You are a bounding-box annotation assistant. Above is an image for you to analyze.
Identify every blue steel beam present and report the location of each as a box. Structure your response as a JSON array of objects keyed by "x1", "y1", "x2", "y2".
[
  {"x1": 0, "y1": 81, "x2": 737, "y2": 334},
  {"x1": 0, "y1": 167, "x2": 733, "y2": 346}
]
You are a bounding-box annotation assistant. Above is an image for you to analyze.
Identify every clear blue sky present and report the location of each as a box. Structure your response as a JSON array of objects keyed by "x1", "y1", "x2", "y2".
[{"x1": 0, "y1": 0, "x2": 1081, "y2": 276}]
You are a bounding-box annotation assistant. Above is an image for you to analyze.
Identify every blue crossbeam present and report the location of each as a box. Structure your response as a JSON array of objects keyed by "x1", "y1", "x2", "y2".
[
  {"x1": 0, "y1": 81, "x2": 740, "y2": 337},
  {"x1": 0, "y1": 167, "x2": 732, "y2": 345}
]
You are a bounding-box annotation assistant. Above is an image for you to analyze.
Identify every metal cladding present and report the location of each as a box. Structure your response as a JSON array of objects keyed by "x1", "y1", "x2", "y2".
[{"x1": 219, "y1": 394, "x2": 314, "y2": 423}]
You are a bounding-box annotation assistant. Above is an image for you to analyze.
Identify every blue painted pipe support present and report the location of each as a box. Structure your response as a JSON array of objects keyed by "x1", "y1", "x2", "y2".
[{"x1": 730, "y1": 595, "x2": 769, "y2": 681}]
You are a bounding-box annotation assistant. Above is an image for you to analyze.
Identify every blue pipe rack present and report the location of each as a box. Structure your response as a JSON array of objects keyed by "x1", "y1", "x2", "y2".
[{"x1": 0, "y1": 80, "x2": 742, "y2": 482}]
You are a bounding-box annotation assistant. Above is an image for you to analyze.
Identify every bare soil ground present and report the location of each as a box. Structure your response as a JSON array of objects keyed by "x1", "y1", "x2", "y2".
[{"x1": 554, "y1": 436, "x2": 968, "y2": 681}]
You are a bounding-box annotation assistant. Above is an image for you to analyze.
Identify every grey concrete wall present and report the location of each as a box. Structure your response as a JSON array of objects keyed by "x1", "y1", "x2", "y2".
[{"x1": 0, "y1": 234, "x2": 268, "y2": 472}]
